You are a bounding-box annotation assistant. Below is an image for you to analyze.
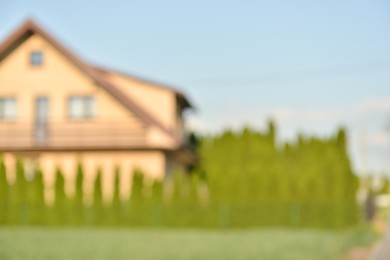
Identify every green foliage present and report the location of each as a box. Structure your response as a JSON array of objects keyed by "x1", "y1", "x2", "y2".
[
  {"x1": 0, "y1": 157, "x2": 7, "y2": 224},
  {"x1": 131, "y1": 170, "x2": 144, "y2": 203},
  {"x1": 379, "y1": 177, "x2": 390, "y2": 195},
  {"x1": 201, "y1": 125, "x2": 359, "y2": 228},
  {"x1": 92, "y1": 168, "x2": 104, "y2": 226},
  {"x1": 26, "y1": 168, "x2": 45, "y2": 225},
  {"x1": 126, "y1": 170, "x2": 146, "y2": 226},
  {"x1": 109, "y1": 166, "x2": 122, "y2": 226},
  {"x1": 6, "y1": 158, "x2": 27, "y2": 225},
  {"x1": 71, "y1": 162, "x2": 84, "y2": 225},
  {"x1": 0, "y1": 123, "x2": 361, "y2": 228},
  {"x1": 52, "y1": 168, "x2": 67, "y2": 225}
]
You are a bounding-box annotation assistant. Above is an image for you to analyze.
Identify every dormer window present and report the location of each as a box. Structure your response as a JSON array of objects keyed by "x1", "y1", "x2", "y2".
[{"x1": 30, "y1": 51, "x2": 43, "y2": 66}]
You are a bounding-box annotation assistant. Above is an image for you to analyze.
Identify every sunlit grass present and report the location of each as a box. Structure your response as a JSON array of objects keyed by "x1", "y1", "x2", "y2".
[{"x1": 0, "y1": 227, "x2": 377, "y2": 260}]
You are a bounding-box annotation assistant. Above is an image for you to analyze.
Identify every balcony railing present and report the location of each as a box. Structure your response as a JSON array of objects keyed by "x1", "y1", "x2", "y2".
[{"x1": 0, "y1": 119, "x2": 148, "y2": 150}]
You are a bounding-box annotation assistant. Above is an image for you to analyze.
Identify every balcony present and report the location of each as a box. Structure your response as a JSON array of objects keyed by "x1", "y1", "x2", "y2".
[{"x1": 0, "y1": 119, "x2": 148, "y2": 151}]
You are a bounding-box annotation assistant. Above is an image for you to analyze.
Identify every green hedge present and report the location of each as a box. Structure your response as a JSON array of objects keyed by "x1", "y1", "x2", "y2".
[{"x1": 0, "y1": 122, "x2": 360, "y2": 228}]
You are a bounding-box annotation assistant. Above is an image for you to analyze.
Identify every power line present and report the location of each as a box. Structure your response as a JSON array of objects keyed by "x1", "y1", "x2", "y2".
[{"x1": 183, "y1": 59, "x2": 390, "y2": 87}]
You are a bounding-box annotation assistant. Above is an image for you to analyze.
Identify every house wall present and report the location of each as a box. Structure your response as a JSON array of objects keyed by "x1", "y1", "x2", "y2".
[
  {"x1": 0, "y1": 31, "x2": 189, "y2": 205},
  {"x1": 0, "y1": 34, "x2": 176, "y2": 149},
  {"x1": 0, "y1": 34, "x2": 132, "y2": 120},
  {"x1": 101, "y1": 72, "x2": 182, "y2": 137},
  {"x1": 2, "y1": 150, "x2": 167, "y2": 204}
]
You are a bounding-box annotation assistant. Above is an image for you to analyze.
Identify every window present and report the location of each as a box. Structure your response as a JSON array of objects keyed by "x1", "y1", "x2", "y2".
[
  {"x1": 0, "y1": 98, "x2": 17, "y2": 120},
  {"x1": 30, "y1": 51, "x2": 43, "y2": 66},
  {"x1": 68, "y1": 96, "x2": 95, "y2": 119}
]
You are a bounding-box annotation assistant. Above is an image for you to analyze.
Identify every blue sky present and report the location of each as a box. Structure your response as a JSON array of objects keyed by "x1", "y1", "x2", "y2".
[{"x1": 1, "y1": 0, "x2": 390, "y2": 174}]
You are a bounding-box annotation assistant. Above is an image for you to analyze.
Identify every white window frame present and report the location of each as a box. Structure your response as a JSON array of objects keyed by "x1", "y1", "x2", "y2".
[
  {"x1": 67, "y1": 95, "x2": 96, "y2": 119},
  {"x1": 0, "y1": 97, "x2": 17, "y2": 120}
]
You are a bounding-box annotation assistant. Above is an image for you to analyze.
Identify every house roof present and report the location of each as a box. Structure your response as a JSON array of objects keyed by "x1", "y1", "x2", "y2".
[
  {"x1": 0, "y1": 19, "x2": 192, "y2": 146},
  {"x1": 90, "y1": 65, "x2": 192, "y2": 109}
]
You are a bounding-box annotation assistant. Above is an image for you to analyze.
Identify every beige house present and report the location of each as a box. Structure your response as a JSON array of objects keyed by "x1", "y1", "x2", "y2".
[{"x1": 0, "y1": 19, "x2": 194, "y2": 199}]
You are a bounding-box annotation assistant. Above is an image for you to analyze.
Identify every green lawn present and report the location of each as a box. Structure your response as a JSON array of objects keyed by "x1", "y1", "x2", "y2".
[{"x1": 0, "y1": 227, "x2": 377, "y2": 260}]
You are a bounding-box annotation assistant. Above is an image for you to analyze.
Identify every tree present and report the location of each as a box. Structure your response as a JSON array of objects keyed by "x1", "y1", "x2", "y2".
[
  {"x1": 93, "y1": 168, "x2": 104, "y2": 226},
  {"x1": 0, "y1": 157, "x2": 8, "y2": 224},
  {"x1": 71, "y1": 162, "x2": 84, "y2": 225},
  {"x1": 53, "y1": 168, "x2": 67, "y2": 225},
  {"x1": 7, "y1": 157, "x2": 27, "y2": 225},
  {"x1": 110, "y1": 167, "x2": 122, "y2": 226},
  {"x1": 27, "y1": 168, "x2": 45, "y2": 225}
]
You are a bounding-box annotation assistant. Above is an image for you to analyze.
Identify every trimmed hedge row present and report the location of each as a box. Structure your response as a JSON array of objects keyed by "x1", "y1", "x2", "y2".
[{"x1": 0, "y1": 122, "x2": 360, "y2": 228}]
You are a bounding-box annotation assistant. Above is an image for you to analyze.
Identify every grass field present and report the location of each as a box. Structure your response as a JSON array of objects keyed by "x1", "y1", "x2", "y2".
[{"x1": 0, "y1": 227, "x2": 377, "y2": 260}]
